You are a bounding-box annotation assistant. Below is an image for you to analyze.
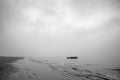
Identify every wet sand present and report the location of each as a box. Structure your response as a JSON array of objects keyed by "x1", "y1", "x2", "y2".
[
  {"x1": 0, "y1": 57, "x2": 120, "y2": 80},
  {"x1": 0, "y1": 56, "x2": 24, "y2": 80}
]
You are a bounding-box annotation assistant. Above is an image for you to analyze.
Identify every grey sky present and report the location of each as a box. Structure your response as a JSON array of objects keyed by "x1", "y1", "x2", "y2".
[{"x1": 0, "y1": 0, "x2": 120, "y2": 65}]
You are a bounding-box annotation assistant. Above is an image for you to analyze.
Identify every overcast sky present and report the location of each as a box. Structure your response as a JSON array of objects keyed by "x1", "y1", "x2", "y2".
[{"x1": 0, "y1": 0, "x2": 120, "y2": 65}]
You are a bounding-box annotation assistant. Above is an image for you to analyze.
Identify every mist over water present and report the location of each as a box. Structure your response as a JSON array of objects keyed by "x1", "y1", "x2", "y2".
[{"x1": 0, "y1": 0, "x2": 120, "y2": 66}]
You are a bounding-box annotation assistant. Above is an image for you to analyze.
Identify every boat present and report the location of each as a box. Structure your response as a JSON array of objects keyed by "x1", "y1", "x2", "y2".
[{"x1": 66, "y1": 56, "x2": 78, "y2": 59}]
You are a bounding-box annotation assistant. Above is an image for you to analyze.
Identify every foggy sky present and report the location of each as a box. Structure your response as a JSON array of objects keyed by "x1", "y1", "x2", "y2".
[{"x1": 0, "y1": 0, "x2": 120, "y2": 65}]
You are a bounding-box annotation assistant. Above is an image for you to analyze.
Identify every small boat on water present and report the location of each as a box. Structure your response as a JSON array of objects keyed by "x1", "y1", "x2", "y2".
[{"x1": 67, "y1": 56, "x2": 78, "y2": 59}]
